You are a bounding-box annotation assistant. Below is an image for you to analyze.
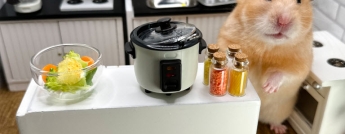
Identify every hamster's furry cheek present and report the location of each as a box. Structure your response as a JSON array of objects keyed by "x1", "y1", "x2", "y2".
[
  {"x1": 240, "y1": 7, "x2": 249, "y2": 28},
  {"x1": 240, "y1": 7, "x2": 271, "y2": 39},
  {"x1": 285, "y1": 19, "x2": 300, "y2": 39},
  {"x1": 256, "y1": 14, "x2": 273, "y2": 34},
  {"x1": 300, "y1": 10, "x2": 313, "y2": 33}
]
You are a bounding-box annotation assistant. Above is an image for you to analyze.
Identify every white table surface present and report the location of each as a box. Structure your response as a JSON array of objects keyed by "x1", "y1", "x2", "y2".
[
  {"x1": 16, "y1": 63, "x2": 261, "y2": 134},
  {"x1": 19, "y1": 63, "x2": 260, "y2": 113}
]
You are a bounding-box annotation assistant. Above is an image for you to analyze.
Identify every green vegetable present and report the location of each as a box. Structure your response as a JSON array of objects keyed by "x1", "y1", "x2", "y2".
[
  {"x1": 85, "y1": 68, "x2": 97, "y2": 85},
  {"x1": 45, "y1": 77, "x2": 89, "y2": 93}
]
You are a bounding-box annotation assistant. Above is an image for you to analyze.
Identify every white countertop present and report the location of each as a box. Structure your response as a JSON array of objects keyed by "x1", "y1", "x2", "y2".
[
  {"x1": 18, "y1": 63, "x2": 260, "y2": 114},
  {"x1": 16, "y1": 63, "x2": 261, "y2": 134}
]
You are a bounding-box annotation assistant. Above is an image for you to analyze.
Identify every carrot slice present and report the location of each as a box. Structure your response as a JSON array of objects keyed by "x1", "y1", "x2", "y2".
[
  {"x1": 42, "y1": 64, "x2": 57, "y2": 83},
  {"x1": 81, "y1": 56, "x2": 94, "y2": 66}
]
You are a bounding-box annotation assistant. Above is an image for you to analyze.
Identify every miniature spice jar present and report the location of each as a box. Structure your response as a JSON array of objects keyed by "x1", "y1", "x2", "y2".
[
  {"x1": 226, "y1": 44, "x2": 241, "y2": 90},
  {"x1": 203, "y1": 44, "x2": 220, "y2": 85},
  {"x1": 228, "y1": 52, "x2": 249, "y2": 97},
  {"x1": 209, "y1": 52, "x2": 228, "y2": 96}
]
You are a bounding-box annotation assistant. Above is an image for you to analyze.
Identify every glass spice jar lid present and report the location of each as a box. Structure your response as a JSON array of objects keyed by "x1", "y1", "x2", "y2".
[
  {"x1": 235, "y1": 52, "x2": 248, "y2": 62},
  {"x1": 227, "y1": 44, "x2": 241, "y2": 52},
  {"x1": 213, "y1": 52, "x2": 227, "y2": 61},
  {"x1": 207, "y1": 44, "x2": 220, "y2": 53}
]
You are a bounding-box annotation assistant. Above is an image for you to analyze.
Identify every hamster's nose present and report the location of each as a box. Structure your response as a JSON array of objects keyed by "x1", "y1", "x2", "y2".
[{"x1": 277, "y1": 14, "x2": 292, "y2": 27}]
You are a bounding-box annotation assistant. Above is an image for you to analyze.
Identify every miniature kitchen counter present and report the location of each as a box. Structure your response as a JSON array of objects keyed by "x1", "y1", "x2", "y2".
[{"x1": 16, "y1": 63, "x2": 261, "y2": 134}]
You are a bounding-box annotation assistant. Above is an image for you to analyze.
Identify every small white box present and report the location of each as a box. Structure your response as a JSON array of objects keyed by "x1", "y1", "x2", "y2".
[{"x1": 16, "y1": 63, "x2": 261, "y2": 134}]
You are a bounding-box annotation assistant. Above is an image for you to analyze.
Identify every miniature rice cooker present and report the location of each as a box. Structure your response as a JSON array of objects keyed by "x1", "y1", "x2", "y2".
[{"x1": 125, "y1": 17, "x2": 206, "y2": 95}]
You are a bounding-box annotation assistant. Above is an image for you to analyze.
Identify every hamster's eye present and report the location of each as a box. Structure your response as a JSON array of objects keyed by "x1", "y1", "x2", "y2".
[
  {"x1": 266, "y1": 0, "x2": 272, "y2": 1},
  {"x1": 297, "y1": 0, "x2": 301, "y2": 3}
]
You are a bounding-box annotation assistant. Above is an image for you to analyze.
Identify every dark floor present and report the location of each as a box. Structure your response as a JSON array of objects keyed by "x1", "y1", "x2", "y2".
[{"x1": 0, "y1": 86, "x2": 296, "y2": 134}]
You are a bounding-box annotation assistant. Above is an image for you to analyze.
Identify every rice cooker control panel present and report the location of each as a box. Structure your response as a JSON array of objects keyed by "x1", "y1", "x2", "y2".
[{"x1": 160, "y1": 60, "x2": 181, "y2": 92}]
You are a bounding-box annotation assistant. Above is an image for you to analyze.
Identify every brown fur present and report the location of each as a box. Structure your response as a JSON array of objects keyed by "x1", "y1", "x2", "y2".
[{"x1": 217, "y1": 0, "x2": 313, "y2": 128}]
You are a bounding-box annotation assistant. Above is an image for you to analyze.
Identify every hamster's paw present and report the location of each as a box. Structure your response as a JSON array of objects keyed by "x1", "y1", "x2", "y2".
[
  {"x1": 270, "y1": 124, "x2": 287, "y2": 134},
  {"x1": 263, "y1": 72, "x2": 283, "y2": 93}
]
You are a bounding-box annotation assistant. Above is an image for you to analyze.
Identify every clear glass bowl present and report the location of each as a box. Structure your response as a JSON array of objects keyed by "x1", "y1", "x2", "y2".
[{"x1": 30, "y1": 44, "x2": 105, "y2": 100}]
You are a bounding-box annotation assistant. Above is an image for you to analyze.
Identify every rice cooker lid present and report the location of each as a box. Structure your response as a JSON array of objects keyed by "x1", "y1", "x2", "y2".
[{"x1": 131, "y1": 17, "x2": 202, "y2": 50}]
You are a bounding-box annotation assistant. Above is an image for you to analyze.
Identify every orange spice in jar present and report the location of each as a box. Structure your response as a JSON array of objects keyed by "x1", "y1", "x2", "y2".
[{"x1": 209, "y1": 52, "x2": 228, "y2": 96}]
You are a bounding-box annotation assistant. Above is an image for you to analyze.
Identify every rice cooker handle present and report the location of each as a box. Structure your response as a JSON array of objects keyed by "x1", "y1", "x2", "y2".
[
  {"x1": 199, "y1": 39, "x2": 207, "y2": 54},
  {"x1": 125, "y1": 42, "x2": 136, "y2": 59},
  {"x1": 155, "y1": 17, "x2": 177, "y2": 33}
]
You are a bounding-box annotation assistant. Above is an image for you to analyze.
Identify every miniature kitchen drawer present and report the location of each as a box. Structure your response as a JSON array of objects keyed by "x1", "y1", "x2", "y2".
[{"x1": 16, "y1": 63, "x2": 261, "y2": 134}]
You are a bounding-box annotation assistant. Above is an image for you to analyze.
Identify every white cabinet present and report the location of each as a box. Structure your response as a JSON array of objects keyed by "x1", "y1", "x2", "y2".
[
  {"x1": 187, "y1": 13, "x2": 229, "y2": 62},
  {"x1": 187, "y1": 14, "x2": 229, "y2": 45},
  {"x1": 59, "y1": 18, "x2": 125, "y2": 66},
  {"x1": 0, "y1": 18, "x2": 125, "y2": 91},
  {"x1": 0, "y1": 21, "x2": 61, "y2": 91}
]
